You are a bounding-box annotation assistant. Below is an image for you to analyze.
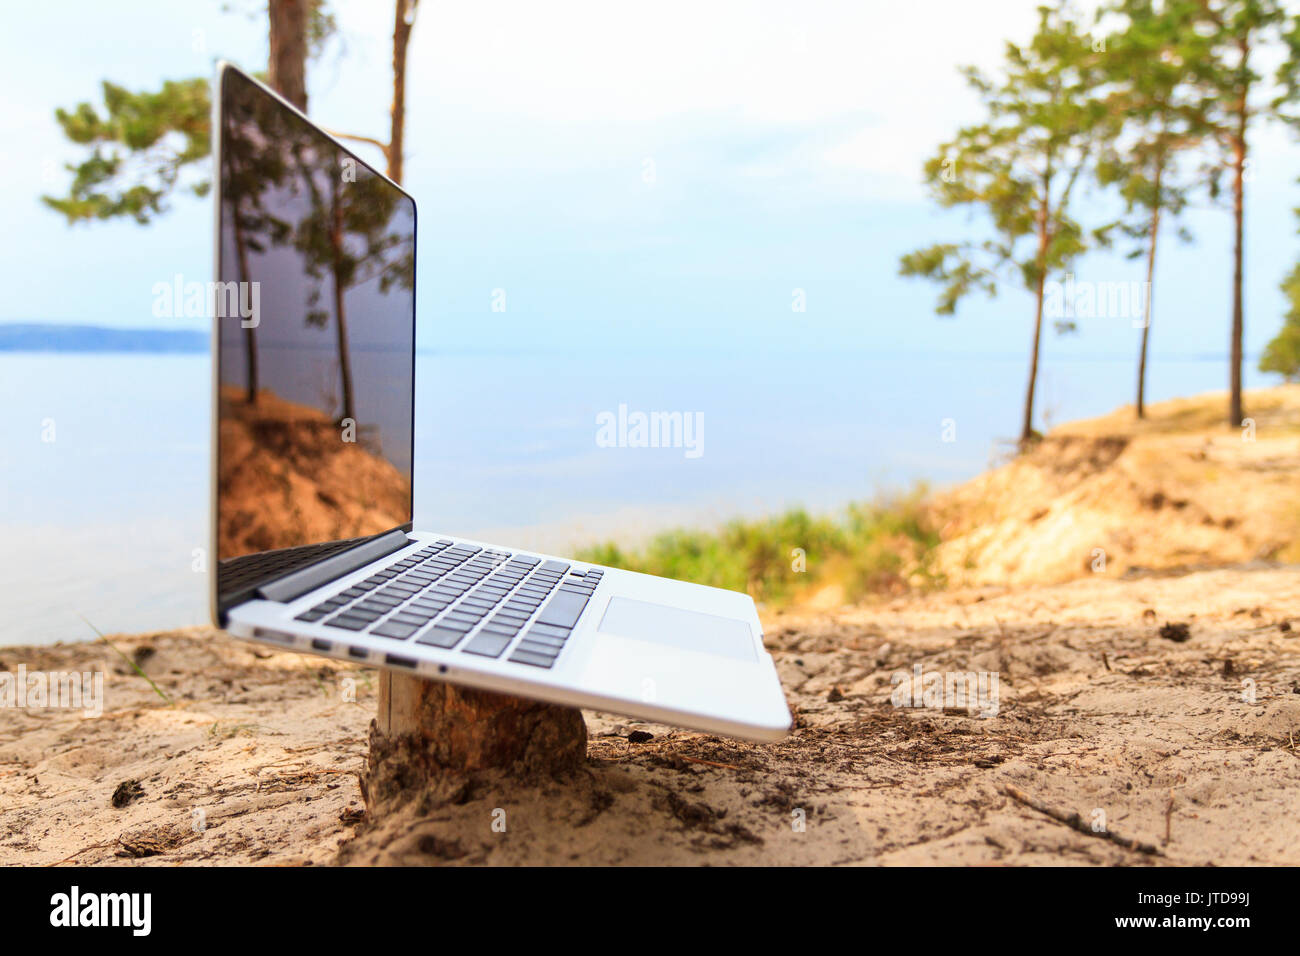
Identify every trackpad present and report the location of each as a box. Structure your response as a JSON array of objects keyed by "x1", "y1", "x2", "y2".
[{"x1": 596, "y1": 597, "x2": 756, "y2": 662}]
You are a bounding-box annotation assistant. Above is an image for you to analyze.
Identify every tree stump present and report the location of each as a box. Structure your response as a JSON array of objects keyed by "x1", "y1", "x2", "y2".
[{"x1": 361, "y1": 671, "x2": 588, "y2": 819}]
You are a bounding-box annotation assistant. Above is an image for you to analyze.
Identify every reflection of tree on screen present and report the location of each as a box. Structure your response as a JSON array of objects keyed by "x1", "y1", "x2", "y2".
[
  {"x1": 221, "y1": 94, "x2": 294, "y2": 403},
  {"x1": 289, "y1": 140, "x2": 414, "y2": 428}
]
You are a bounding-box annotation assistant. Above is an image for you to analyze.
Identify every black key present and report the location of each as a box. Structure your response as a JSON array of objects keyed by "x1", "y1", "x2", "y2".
[
  {"x1": 528, "y1": 622, "x2": 571, "y2": 639},
  {"x1": 516, "y1": 639, "x2": 562, "y2": 657},
  {"x1": 353, "y1": 600, "x2": 392, "y2": 614},
  {"x1": 347, "y1": 608, "x2": 383, "y2": 622},
  {"x1": 326, "y1": 615, "x2": 369, "y2": 631},
  {"x1": 416, "y1": 626, "x2": 465, "y2": 648},
  {"x1": 368, "y1": 595, "x2": 403, "y2": 608},
  {"x1": 462, "y1": 633, "x2": 512, "y2": 658},
  {"x1": 294, "y1": 610, "x2": 326, "y2": 622},
  {"x1": 508, "y1": 649, "x2": 555, "y2": 668},
  {"x1": 392, "y1": 612, "x2": 432, "y2": 626},
  {"x1": 372, "y1": 620, "x2": 419, "y2": 640},
  {"x1": 536, "y1": 591, "x2": 589, "y2": 629},
  {"x1": 520, "y1": 633, "x2": 564, "y2": 651},
  {"x1": 446, "y1": 610, "x2": 484, "y2": 624},
  {"x1": 436, "y1": 617, "x2": 473, "y2": 632},
  {"x1": 484, "y1": 620, "x2": 523, "y2": 635},
  {"x1": 497, "y1": 607, "x2": 531, "y2": 620},
  {"x1": 362, "y1": 575, "x2": 387, "y2": 586},
  {"x1": 339, "y1": 587, "x2": 367, "y2": 598}
]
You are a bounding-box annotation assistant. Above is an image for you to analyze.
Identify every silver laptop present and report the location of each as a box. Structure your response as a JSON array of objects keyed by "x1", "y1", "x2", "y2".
[{"x1": 209, "y1": 64, "x2": 790, "y2": 742}]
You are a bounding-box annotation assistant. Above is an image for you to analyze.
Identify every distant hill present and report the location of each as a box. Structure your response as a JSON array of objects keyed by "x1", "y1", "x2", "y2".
[{"x1": 0, "y1": 323, "x2": 208, "y2": 353}]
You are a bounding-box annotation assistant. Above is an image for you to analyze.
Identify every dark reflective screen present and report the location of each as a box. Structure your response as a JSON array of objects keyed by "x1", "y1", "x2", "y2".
[{"x1": 216, "y1": 67, "x2": 414, "y2": 609}]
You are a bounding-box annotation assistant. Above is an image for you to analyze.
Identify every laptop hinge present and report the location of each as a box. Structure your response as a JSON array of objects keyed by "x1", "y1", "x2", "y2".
[{"x1": 256, "y1": 529, "x2": 413, "y2": 604}]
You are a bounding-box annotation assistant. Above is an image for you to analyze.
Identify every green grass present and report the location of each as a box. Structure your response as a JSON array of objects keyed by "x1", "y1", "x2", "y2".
[{"x1": 576, "y1": 488, "x2": 943, "y2": 606}]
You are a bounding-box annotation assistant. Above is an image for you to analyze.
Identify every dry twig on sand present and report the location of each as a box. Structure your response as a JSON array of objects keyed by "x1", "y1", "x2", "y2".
[{"x1": 1003, "y1": 784, "x2": 1163, "y2": 857}]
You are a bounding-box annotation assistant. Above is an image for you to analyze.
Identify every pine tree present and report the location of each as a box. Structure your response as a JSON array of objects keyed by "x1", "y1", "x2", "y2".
[
  {"x1": 1094, "y1": 0, "x2": 1216, "y2": 418},
  {"x1": 901, "y1": 2, "x2": 1107, "y2": 448}
]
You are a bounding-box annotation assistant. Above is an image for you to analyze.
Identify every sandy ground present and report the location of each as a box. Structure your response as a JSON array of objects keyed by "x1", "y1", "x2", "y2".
[
  {"x1": 3, "y1": 563, "x2": 1297, "y2": 866},
  {"x1": 929, "y1": 385, "x2": 1300, "y2": 587}
]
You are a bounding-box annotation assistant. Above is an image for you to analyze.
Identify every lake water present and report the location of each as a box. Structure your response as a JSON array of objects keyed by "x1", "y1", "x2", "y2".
[{"x1": 0, "y1": 348, "x2": 1268, "y2": 645}]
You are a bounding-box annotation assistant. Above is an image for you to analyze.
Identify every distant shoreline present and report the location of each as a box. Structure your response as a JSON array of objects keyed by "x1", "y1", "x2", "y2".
[{"x1": 0, "y1": 323, "x2": 207, "y2": 353}]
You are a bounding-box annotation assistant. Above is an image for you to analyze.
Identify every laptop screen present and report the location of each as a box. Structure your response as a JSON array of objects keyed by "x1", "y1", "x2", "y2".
[{"x1": 214, "y1": 66, "x2": 415, "y2": 614}]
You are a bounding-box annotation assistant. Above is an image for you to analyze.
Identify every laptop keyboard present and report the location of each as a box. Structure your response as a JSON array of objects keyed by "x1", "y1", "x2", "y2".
[
  {"x1": 291, "y1": 540, "x2": 602, "y2": 668},
  {"x1": 220, "y1": 535, "x2": 371, "y2": 592}
]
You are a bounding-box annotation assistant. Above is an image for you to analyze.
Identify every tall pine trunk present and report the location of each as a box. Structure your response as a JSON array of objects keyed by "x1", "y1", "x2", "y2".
[
  {"x1": 1229, "y1": 119, "x2": 1246, "y2": 429},
  {"x1": 1021, "y1": 191, "x2": 1051, "y2": 449},
  {"x1": 1137, "y1": 161, "x2": 1163, "y2": 420},
  {"x1": 1228, "y1": 43, "x2": 1249, "y2": 429},
  {"x1": 329, "y1": 178, "x2": 356, "y2": 426},
  {"x1": 268, "y1": 0, "x2": 308, "y2": 112},
  {"x1": 388, "y1": 0, "x2": 416, "y2": 185}
]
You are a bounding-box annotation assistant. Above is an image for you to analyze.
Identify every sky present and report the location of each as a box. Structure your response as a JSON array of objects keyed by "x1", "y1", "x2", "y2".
[{"x1": 2, "y1": 0, "x2": 1300, "y2": 366}]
